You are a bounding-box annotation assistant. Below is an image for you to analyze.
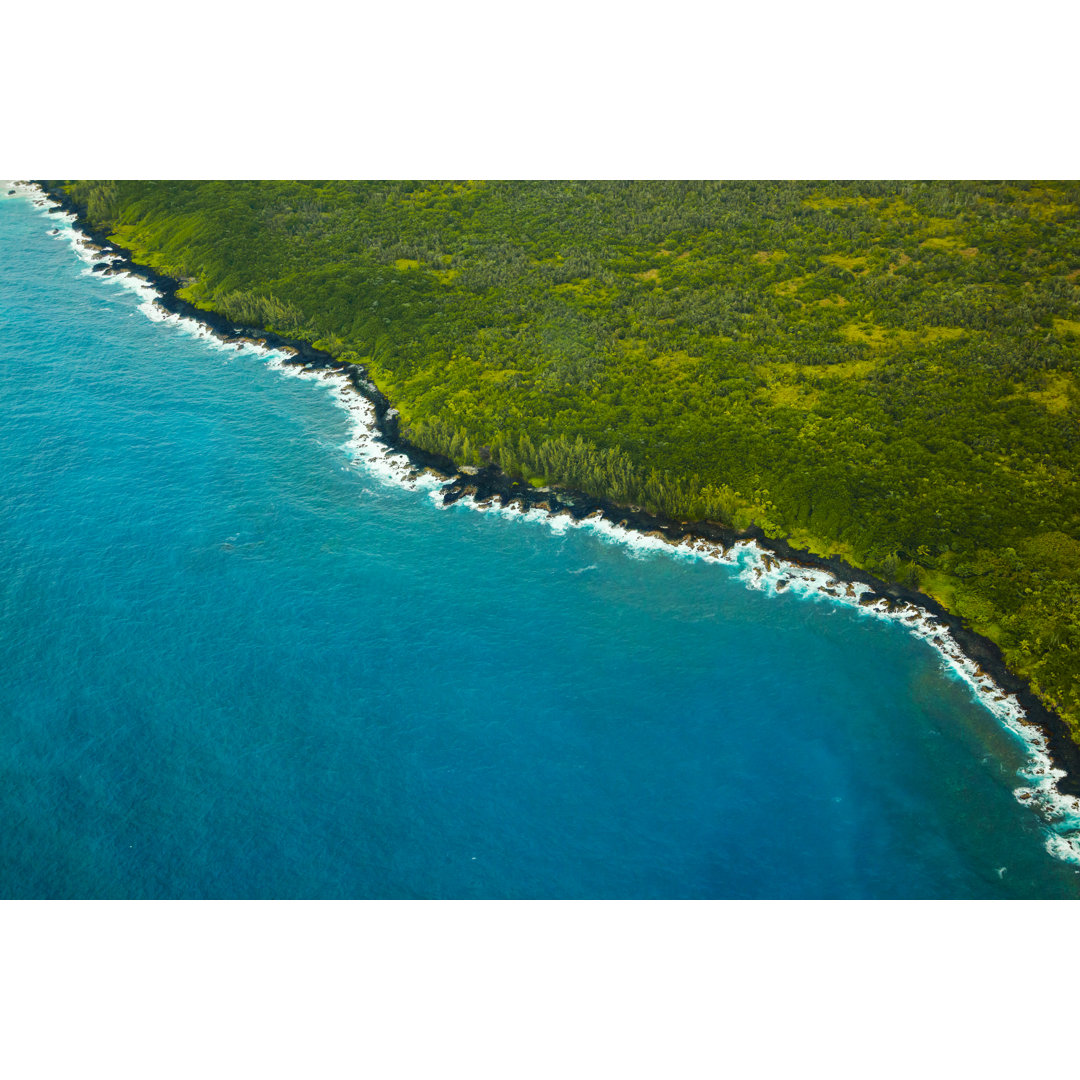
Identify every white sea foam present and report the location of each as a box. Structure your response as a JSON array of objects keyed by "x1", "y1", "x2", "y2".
[
  {"x1": 265, "y1": 357, "x2": 444, "y2": 492},
  {"x1": 5, "y1": 180, "x2": 59, "y2": 210},
  {"x1": 23, "y1": 179, "x2": 1080, "y2": 868}
]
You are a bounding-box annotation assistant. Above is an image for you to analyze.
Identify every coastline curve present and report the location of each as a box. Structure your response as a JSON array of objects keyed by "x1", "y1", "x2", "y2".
[{"x1": 10, "y1": 179, "x2": 1080, "y2": 865}]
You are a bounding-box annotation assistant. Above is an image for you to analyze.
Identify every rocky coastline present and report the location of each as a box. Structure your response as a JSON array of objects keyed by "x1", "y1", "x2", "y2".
[{"x1": 34, "y1": 181, "x2": 1080, "y2": 799}]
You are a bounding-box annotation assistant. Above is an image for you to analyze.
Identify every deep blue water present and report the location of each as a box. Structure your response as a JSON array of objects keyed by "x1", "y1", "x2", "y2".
[{"x1": 2, "y1": 192, "x2": 1078, "y2": 898}]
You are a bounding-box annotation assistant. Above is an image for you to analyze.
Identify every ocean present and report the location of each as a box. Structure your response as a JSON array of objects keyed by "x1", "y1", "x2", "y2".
[{"x1": 2, "y1": 185, "x2": 1078, "y2": 898}]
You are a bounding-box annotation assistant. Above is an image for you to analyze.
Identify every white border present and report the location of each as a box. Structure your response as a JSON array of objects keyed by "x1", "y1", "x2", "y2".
[{"x1": 3, "y1": 4, "x2": 1079, "y2": 176}]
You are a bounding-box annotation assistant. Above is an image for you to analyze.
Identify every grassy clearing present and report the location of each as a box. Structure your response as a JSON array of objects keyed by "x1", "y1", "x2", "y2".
[
  {"x1": 920, "y1": 236, "x2": 965, "y2": 252},
  {"x1": 802, "y1": 194, "x2": 883, "y2": 211},
  {"x1": 841, "y1": 322, "x2": 966, "y2": 348},
  {"x1": 785, "y1": 529, "x2": 861, "y2": 563},
  {"x1": 1027, "y1": 374, "x2": 1075, "y2": 414},
  {"x1": 821, "y1": 254, "x2": 868, "y2": 273}
]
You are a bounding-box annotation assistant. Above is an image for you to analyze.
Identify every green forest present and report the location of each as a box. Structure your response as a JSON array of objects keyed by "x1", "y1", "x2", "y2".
[{"x1": 59, "y1": 180, "x2": 1080, "y2": 742}]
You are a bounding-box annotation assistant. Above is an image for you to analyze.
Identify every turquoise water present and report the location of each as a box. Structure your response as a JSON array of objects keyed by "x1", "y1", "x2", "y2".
[{"x1": 2, "y1": 191, "x2": 1078, "y2": 898}]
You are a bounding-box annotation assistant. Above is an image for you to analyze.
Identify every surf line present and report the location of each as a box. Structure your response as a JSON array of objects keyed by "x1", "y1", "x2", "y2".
[{"x1": 11, "y1": 179, "x2": 1080, "y2": 866}]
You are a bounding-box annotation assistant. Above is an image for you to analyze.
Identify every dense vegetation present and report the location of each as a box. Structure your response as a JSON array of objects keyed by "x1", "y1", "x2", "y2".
[{"x1": 61, "y1": 181, "x2": 1080, "y2": 739}]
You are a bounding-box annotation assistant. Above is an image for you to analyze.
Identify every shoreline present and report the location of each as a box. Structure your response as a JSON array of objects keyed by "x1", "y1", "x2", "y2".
[{"x1": 19, "y1": 182, "x2": 1080, "y2": 833}]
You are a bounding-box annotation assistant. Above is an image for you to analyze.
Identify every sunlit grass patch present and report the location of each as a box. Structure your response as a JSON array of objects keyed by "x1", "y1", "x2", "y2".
[
  {"x1": 650, "y1": 350, "x2": 706, "y2": 389},
  {"x1": 1027, "y1": 374, "x2": 1075, "y2": 414},
  {"x1": 786, "y1": 529, "x2": 860, "y2": 563},
  {"x1": 921, "y1": 326, "x2": 967, "y2": 342},
  {"x1": 766, "y1": 360, "x2": 878, "y2": 388},
  {"x1": 758, "y1": 379, "x2": 820, "y2": 409},
  {"x1": 802, "y1": 194, "x2": 883, "y2": 211},
  {"x1": 815, "y1": 359, "x2": 877, "y2": 377},
  {"x1": 401, "y1": 181, "x2": 485, "y2": 208},
  {"x1": 841, "y1": 321, "x2": 890, "y2": 347},
  {"x1": 821, "y1": 254, "x2": 868, "y2": 273},
  {"x1": 919, "y1": 568, "x2": 958, "y2": 610},
  {"x1": 917, "y1": 217, "x2": 962, "y2": 238},
  {"x1": 840, "y1": 322, "x2": 965, "y2": 348},
  {"x1": 1011, "y1": 185, "x2": 1076, "y2": 221},
  {"x1": 920, "y1": 235, "x2": 964, "y2": 252},
  {"x1": 773, "y1": 274, "x2": 812, "y2": 297},
  {"x1": 552, "y1": 278, "x2": 618, "y2": 307}
]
